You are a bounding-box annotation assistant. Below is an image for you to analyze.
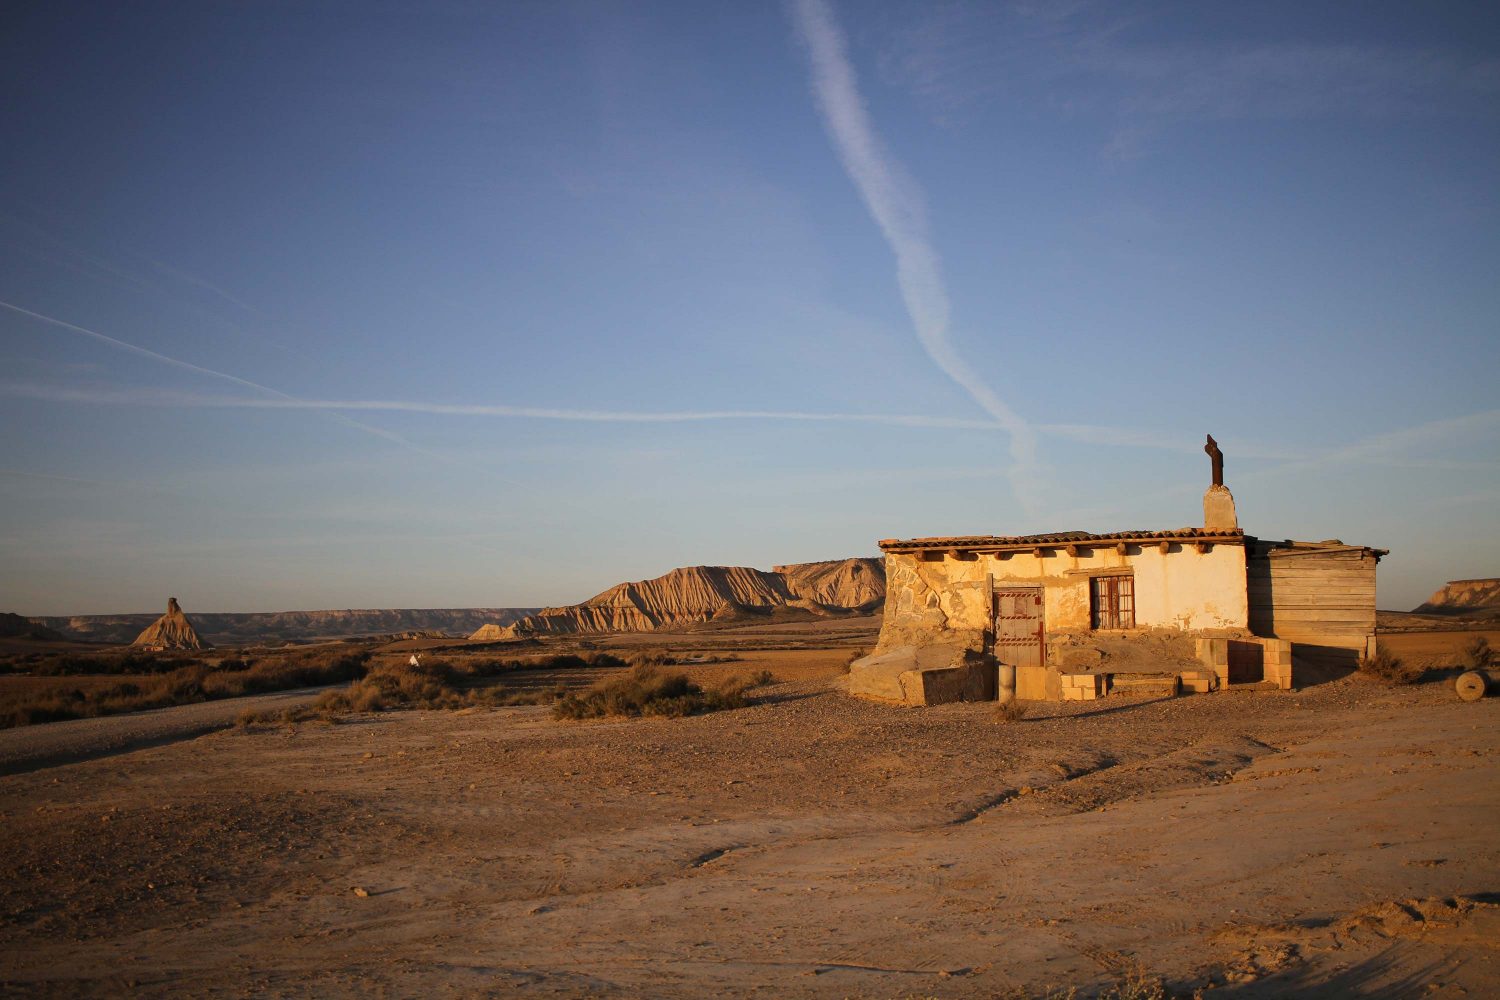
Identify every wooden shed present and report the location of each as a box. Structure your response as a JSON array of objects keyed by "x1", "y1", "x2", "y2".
[{"x1": 1247, "y1": 539, "x2": 1385, "y2": 671}]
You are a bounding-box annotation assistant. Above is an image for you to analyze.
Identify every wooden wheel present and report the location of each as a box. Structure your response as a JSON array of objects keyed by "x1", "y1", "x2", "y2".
[{"x1": 1456, "y1": 671, "x2": 1489, "y2": 702}]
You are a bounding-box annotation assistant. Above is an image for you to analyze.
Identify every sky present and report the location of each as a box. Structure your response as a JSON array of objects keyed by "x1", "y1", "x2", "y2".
[{"x1": 1, "y1": 0, "x2": 1497, "y2": 615}]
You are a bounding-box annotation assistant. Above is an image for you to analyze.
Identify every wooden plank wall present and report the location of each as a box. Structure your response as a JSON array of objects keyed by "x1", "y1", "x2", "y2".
[{"x1": 1247, "y1": 545, "x2": 1377, "y2": 665}]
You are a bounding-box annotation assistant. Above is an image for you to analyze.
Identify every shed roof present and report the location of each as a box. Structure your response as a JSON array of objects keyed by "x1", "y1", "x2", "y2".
[{"x1": 878, "y1": 528, "x2": 1245, "y2": 553}]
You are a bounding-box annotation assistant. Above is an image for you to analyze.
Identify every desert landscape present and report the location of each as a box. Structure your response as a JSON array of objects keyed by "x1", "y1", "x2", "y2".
[
  {"x1": 4, "y1": 2, "x2": 1497, "y2": 997},
  {"x1": 2, "y1": 571, "x2": 1499, "y2": 998}
]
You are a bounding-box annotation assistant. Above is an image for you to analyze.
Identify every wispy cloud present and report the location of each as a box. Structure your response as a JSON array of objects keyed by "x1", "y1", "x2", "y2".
[
  {"x1": 0, "y1": 381, "x2": 1006, "y2": 430},
  {"x1": 7, "y1": 380, "x2": 1337, "y2": 462},
  {"x1": 788, "y1": 0, "x2": 1043, "y2": 508},
  {"x1": 0, "y1": 213, "x2": 309, "y2": 360},
  {"x1": 0, "y1": 299, "x2": 433, "y2": 457},
  {"x1": 1248, "y1": 409, "x2": 1500, "y2": 478},
  {"x1": 877, "y1": 3, "x2": 1500, "y2": 155},
  {"x1": 1036, "y1": 423, "x2": 1310, "y2": 461},
  {"x1": 144, "y1": 256, "x2": 265, "y2": 319}
]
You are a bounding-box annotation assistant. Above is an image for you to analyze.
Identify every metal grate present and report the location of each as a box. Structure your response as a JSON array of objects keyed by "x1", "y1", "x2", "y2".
[{"x1": 1091, "y1": 575, "x2": 1135, "y2": 629}]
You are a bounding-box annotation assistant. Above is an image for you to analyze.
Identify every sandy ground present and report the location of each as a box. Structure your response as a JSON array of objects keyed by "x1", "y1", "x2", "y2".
[{"x1": 1, "y1": 627, "x2": 1497, "y2": 998}]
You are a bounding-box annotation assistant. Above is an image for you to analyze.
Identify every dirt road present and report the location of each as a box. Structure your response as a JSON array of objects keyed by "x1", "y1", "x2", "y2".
[{"x1": 0, "y1": 685, "x2": 335, "y2": 777}]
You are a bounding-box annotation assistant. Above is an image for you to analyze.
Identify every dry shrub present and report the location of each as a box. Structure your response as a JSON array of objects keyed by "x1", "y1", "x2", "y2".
[
  {"x1": 1461, "y1": 636, "x2": 1493, "y2": 671},
  {"x1": 552, "y1": 665, "x2": 769, "y2": 721},
  {"x1": 235, "y1": 705, "x2": 328, "y2": 728},
  {"x1": 306, "y1": 659, "x2": 571, "y2": 718},
  {"x1": 452, "y1": 651, "x2": 627, "y2": 677},
  {"x1": 1357, "y1": 648, "x2": 1422, "y2": 686},
  {"x1": 997, "y1": 969, "x2": 1180, "y2": 1000},
  {"x1": 994, "y1": 699, "x2": 1028, "y2": 724},
  {"x1": 0, "y1": 649, "x2": 373, "y2": 730},
  {"x1": 474, "y1": 684, "x2": 568, "y2": 707},
  {"x1": 621, "y1": 649, "x2": 737, "y2": 668},
  {"x1": 3, "y1": 649, "x2": 200, "y2": 677}
]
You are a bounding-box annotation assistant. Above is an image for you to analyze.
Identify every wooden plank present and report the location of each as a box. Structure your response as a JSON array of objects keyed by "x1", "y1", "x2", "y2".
[
  {"x1": 1250, "y1": 582, "x2": 1376, "y2": 592},
  {"x1": 1249, "y1": 584, "x2": 1376, "y2": 596},
  {"x1": 1252, "y1": 596, "x2": 1376, "y2": 606},
  {"x1": 1264, "y1": 613, "x2": 1377, "y2": 622},
  {"x1": 1265, "y1": 568, "x2": 1371, "y2": 578},
  {"x1": 1263, "y1": 584, "x2": 1376, "y2": 596},
  {"x1": 1255, "y1": 590, "x2": 1377, "y2": 600},
  {"x1": 1274, "y1": 633, "x2": 1371, "y2": 644},
  {"x1": 1254, "y1": 598, "x2": 1377, "y2": 607},
  {"x1": 1263, "y1": 569, "x2": 1376, "y2": 581},
  {"x1": 1251, "y1": 593, "x2": 1377, "y2": 604}
]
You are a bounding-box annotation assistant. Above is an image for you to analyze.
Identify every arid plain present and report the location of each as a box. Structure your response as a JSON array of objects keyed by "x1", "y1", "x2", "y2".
[{"x1": 2, "y1": 615, "x2": 1498, "y2": 999}]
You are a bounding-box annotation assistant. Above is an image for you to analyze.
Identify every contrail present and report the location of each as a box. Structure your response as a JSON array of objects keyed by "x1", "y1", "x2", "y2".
[
  {"x1": 4, "y1": 381, "x2": 1335, "y2": 460},
  {"x1": 0, "y1": 299, "x2": 435, "y2": 456},
  {"x1": 788, "y1": 0, "x2": 1043, "y2": 507},
  {"x1": 0, "y1": 382, "x2": 1006, "y2": 430}
]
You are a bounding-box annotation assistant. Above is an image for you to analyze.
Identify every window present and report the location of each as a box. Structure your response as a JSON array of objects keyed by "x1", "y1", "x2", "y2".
[{"x1": 1091, "y1": 575, "x2": 1135, "y2": 629}]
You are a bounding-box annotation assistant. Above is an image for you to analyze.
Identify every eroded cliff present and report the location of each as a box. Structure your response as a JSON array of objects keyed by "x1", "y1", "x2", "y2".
[{"x1": 500, "y1": 558, "x2": 884, "y2": 636}]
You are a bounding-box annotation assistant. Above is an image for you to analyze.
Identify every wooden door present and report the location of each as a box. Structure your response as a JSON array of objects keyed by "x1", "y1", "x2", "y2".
[{"x1": 993, "y1": 588, "x2": 1044, "y2": 668}]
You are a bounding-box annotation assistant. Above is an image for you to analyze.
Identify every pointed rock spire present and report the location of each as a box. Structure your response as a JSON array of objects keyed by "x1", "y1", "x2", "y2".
[{"x1": 132, "y1": 596, "x2": 208, "y2": 651}]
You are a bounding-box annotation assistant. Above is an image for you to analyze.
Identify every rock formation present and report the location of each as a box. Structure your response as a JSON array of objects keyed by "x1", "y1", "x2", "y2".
[
  {"x1": 131, "y1": 598, "x2": 208, "y2": 651},
  {"x1": 32, "y1": 607, "x2": 540, "y2": 645},
  {"x1": 1414, "y1": 579, "x2": 1500, "y2": 620},
  {"x1": 468, "y1": 623, "x2": 510, "y2": 641},
  {"x1": 775, "y1": 558, "x2": 885, "y2": 612},
  {"x1": 501, "y1": 558, "x2": 885, "y2": 637},
  {"x1": 0, "y1": 612, "x2": 66, "y2": 641}
]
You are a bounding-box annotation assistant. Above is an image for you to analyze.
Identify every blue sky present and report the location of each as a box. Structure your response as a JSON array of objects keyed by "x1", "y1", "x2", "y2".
[{"x1": 1, "y1": 0, "x2": 1496, "y2": 615}]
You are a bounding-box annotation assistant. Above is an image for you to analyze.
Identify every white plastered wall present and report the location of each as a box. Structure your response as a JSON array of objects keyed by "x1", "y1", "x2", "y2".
[{"x1": 883, "y1": 543, "x2": 1248, "y2": 639}]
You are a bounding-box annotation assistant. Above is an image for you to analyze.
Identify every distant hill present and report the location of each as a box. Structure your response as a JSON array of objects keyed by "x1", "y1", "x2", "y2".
[
  {"x1": 0, "y1": 612, "x2": 66, "y2": 642},
  {"x1": 28, "y1": 607, "x2": 540, "y2": 646},
  {"x1": 494, "y1": 557, "x2": 884, "y2": 637},
  {"x1": 1413, "y1": 579, "x2": 1500, "y2": 620}
]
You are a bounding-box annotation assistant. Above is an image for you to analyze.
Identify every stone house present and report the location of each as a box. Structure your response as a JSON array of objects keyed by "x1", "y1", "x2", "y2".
[{"x1": 850, "y1": 440, "x2": 1385, "y2": 705}]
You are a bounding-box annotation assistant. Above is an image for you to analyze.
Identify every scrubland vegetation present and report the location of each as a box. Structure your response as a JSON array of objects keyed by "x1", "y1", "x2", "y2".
[
  {"x1": 0, "y1": 649, "x2": 372, "y2": 729},
  {"x1": 552, "y1": 665, "x2": 775, "y2": 720},
  {"x1": 240, "y1": 656, "x2": 775, "y2": 727},
  {"x1": 0, "y1": 644, "x2": 765, "y2": 730}
]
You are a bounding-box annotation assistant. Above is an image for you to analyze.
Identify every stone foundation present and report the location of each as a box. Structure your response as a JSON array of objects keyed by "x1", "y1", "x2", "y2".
[
  {"x1": 1196, "y1": 636, "x2": 1293, "y2": 689},
  {"x1": 848, "y1": 643, "x2": 997, "y2": 706}
]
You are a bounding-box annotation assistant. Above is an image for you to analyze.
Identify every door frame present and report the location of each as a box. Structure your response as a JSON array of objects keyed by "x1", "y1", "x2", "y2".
[{"x1": 990, "y1": 585, "x2": 1046, "y2": 668}]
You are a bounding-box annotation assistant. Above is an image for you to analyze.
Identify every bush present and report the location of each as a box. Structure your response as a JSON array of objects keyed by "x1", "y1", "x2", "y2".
[
  {"x1": 995, "y1": 699, "x2": 1028, "y2": 724},
  {"x1": 843, "y1": 648, "x2": 868, "y2": 674},
  {"x1": 10, "y1": 650, "x2": 200, "y2": 677},
  {"x1": 1357, "y1": 648, "x2": 1422, "y2": 686},
  {"x1": 552, "y1": 665, "x2": 767, "y2": 721},
  {"x1": 452, "y1": 651, "x2": 627, "y2": 677},
  {"x1": 1461, "y1": 636, "x2": 1493, "y2": 672},
  {"x1": 302, "y1": 660, "x2": 572, "y2": 719},
  {"x1": 622, "y1": 649, "x2": 737, "y2": 668}
]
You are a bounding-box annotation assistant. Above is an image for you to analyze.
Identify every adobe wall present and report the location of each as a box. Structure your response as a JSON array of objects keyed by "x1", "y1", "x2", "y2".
[{"x1": 878, "y1": 543, "x2": 1249, "y2": 652}]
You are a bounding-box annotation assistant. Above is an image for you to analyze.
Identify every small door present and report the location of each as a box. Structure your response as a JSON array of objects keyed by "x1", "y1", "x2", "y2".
[{"x1": 993, "y1": 587, "x2": 1045, "y2": 668}]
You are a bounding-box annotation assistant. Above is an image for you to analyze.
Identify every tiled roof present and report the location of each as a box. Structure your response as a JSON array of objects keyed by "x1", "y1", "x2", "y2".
[{"x1": 878, "y1": 528, "x2": 1246, "y2": 551}]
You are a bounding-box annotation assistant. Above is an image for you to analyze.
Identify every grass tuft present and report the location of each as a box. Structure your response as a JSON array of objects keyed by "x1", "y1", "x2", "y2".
[
  {"x1": 1356, "y1": 647, "x2": 1422, "y2": 686},
  {"x1": 994, "y1": 699, "x2": 1028, "y2": 724}
]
